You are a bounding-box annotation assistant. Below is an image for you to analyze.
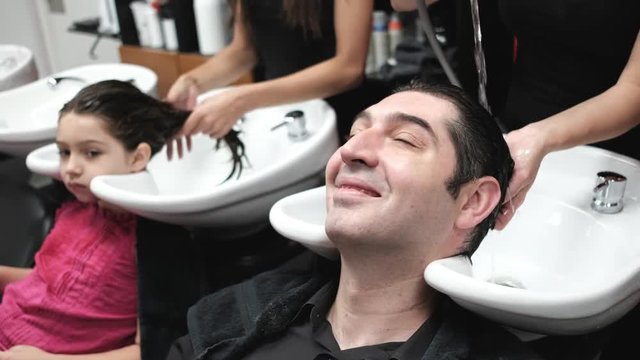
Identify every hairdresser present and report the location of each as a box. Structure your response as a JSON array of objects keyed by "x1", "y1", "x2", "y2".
[
  {"x1": 167, "y1": 0, "x2": 376, "y2": 150},
  {"x1": 392, "y1": 0, "x2": 640, "y2": 228}
]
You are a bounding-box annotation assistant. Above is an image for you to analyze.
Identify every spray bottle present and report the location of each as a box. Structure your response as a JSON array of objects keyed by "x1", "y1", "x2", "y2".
[
  {"x1": 372, "y1": 11, "x2": 389, "y2": 71},
  {"x1": 193, "y1": 0, "x2": 231, "y2": 55},
  {"x1": 388, "y1": 12, "x2": 403, "y2": 60}
]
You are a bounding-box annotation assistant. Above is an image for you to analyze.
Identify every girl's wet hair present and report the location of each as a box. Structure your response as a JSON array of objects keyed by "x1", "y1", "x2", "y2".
[{"x1": 59, "y1": 80, "x2": 246, "y2": 181}]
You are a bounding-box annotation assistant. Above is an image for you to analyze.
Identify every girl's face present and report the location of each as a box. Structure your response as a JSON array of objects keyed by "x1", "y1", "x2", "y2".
[{"x1": 56, "y1": 112, "x2": 141, "y2": 203}]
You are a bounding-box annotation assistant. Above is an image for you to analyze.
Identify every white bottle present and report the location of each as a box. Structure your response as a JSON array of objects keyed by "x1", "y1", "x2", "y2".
[
  {"x1": 193, "y1": 0, "x2": 231, "y2": 55},
  {"x1": 130, "y1": 1, "x2": 151, "y2": 47},
  {"x1": 98, "y1": 0, "x2": 120, "y2": 34},
  {"x1": 161, "y1": 16, "x2": 179, "y2": 51},
  {"x1": 155, "y1": 3, "x2": 178, "y2": 51},
  {"x1": 145, "y1": 2, "x2": 165, "y2": 49},
  {"x1": 372, "y1": 11, "x2": 389, "y2": 71}
]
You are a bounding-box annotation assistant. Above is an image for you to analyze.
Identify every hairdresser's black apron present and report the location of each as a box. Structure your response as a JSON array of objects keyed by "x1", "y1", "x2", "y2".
[
  {"x1": 498, "y1": 0, "x2": 640, "y2": 160},
  {"x1": 244, "y1": 0, "x2": 384, "y2": 143}
]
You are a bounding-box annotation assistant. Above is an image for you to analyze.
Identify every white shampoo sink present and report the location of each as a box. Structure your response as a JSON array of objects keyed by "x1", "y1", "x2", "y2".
[
  {"x1": 268, "y1": 145, "x2": 640, "y2": 335},
  {"x1": 0, "y1": 63, "x2": 157, "y2": 156},
  {"x1": 27, "y1": 91, "x2": 338, "y2": 229},
  {"x1": 0, "y1": 44, "x2": 38, "y2": 92}
]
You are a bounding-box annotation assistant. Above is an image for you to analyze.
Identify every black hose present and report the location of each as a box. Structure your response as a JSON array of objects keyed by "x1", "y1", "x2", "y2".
[{"x1": 416, "y1": 0, "x2": 461, "y2": 87}]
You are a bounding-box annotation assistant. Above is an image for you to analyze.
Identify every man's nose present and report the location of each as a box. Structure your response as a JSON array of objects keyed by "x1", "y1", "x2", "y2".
[{"x1": 339, "y1": 128, "x2": 380, "y2": 167}]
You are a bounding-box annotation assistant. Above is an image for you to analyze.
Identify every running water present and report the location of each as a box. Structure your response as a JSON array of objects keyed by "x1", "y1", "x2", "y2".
[{"x1": 469, "y1": 0, "x2": 491, "y2": 114}]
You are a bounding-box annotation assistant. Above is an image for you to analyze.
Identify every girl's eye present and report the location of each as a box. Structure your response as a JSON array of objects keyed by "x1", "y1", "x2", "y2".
[
  {"x1": 58, "y1": 149, "x2": 70, "y2": 158},
  {"x1": 86, "y1": 150, "x2": 102, "y2": 158}
]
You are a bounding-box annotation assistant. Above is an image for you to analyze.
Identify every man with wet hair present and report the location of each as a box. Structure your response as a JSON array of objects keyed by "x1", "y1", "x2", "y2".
[{"x1": 166, "y1": 81, "x2": 542, "y2": 360}]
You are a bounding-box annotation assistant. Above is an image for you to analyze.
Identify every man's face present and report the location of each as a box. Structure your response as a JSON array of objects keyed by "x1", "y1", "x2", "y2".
[
  {"x1": 325, "y1": 91, "x2": 463, "y2": 257},
  {"x1": 56, "y1": 112, "x2": 137, "y2": 203}
]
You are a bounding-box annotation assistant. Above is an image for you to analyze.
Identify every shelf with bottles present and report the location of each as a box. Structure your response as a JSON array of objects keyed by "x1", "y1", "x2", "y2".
[
  {"x1": 366, "y1": 11, "x2": 421, "y2": 82},
  {"x1": 113, "y1": 0, "x2": 248, "y2": 98},
  {"x1": 364, "y1": 5, "x2": 458, "y2": 85},
  {"x1": 118, "y1": 45, "x2": 252, "y2": 99}
]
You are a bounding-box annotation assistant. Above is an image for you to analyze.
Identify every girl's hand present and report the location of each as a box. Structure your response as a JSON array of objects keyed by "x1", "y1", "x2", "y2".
[
  {"x1": 495, "y1": 125, "x2": 548, "y2": 230},
  {"x1": 0, "y1": 345, "x2": 52, "y2": 360}
]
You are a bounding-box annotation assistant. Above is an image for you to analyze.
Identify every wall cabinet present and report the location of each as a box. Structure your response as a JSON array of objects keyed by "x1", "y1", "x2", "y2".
[{"x1": 118, "y1": 45, "x2": 253, "y2": 98}]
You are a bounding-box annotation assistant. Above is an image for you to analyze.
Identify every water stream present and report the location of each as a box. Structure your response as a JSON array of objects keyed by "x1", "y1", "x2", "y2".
[{"x1": 469, "y1": 0, "x2": 491, "y2": 114}]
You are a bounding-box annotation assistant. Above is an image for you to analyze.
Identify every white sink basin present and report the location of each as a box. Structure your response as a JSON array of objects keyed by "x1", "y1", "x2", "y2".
[
  {"x1": 27, "y1": 92, "x2": 338, "y2": 229},
  {"x1": 268, "y1": 145, "x2": 640, "y2": 335},
  {"x1": 0, "y1": 63, "x2": 157, "y2": 156},
  {"x1": 0, "y1": 45, "x2": 38, "y2": 92},
  {"x1": 270, "y1": 186, "x2": 336, "y2": 259}
]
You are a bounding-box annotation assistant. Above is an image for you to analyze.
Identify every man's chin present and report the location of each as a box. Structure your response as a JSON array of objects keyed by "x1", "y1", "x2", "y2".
[{"x1": 325, "y1": 217, "x2": 368, "y2": 243}]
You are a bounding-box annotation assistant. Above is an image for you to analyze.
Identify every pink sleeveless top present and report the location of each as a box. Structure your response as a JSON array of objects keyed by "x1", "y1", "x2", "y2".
[{"x1": 0, "y1": 200, "x2": 138, "y2": 353}]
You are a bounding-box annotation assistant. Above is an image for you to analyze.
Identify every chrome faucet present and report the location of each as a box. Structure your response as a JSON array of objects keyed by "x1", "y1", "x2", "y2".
[
  {"x1": 591, "y1": 171, "x2": 627, "y2": 214},
  {"x1": 270, "y1": 110, "x2": 309, "y2": 142},
  {"x1": 46, "y1": 76, "x2": 86, "y2": 89}
]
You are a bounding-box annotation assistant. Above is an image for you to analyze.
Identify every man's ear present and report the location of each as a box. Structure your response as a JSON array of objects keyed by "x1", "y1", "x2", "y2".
[
  {"x1": 130, "y1": 143, "x2": 152, "y2": 173},
  {"x1": 454, "y1": 176, "x2": 502, "y2": 231}
]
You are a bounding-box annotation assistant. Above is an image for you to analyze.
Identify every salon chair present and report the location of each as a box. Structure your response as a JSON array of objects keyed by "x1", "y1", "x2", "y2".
[{"x1": 0, "y1": 156, "x2": 55, "y2": 268}]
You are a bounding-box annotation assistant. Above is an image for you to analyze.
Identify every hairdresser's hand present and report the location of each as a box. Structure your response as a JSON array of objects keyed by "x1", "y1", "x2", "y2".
[
  {"x1": 0, "y1": 345, "x2": 51, "y2": 360},
  {"x1": 494, "y1": 125, "x2": 548, "y2": 230},
  {"x1": 166, "y1": 74, "x2": 199, "y2": 111},
  {"x1": 166, "y1": 135, "x2": 192, "y2": 160},
  {"x1": 166, "y1": 75, "x2": 199, "y2": 160},
  {"x1": 180, "y1": 88, "x2": 248, "y2": 140}
]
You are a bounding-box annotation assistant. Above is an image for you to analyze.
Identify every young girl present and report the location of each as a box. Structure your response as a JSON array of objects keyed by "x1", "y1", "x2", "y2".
[{"x1": 0, "y1": 80, "x2": 244, "y2": 358}]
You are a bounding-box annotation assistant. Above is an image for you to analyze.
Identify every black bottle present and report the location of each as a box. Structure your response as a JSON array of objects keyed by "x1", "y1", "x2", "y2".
[{"x1": 169, "y1": 0, "x2": 200, "y2": 53}]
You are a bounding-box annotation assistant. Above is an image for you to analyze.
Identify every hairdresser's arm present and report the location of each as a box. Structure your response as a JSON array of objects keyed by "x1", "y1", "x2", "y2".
[
  {"x1": 0, "y1": 265, "x2": 32, "y2": 292},
  {"x1": 390, "y1": 0, "x2": 439, "y2": 11},
  {"x1": 496, "y1": 32, "x2": 640, "y2": 229},
  {"x1": 180, "y1": 0, "x2": 373, "y2": 139},
  {"x1": 0, "y1": 323, "x2": 140, "y2": 360},
  {"x1": 166, "y1": 0, "x2": 257, "y2": 110}
]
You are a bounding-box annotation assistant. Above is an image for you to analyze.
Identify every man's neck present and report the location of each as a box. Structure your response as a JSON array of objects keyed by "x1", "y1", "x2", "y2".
[{"x1": 326, "y1": 255, "x2": 439, "y2": 350}]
